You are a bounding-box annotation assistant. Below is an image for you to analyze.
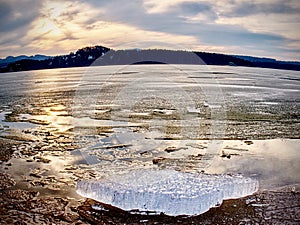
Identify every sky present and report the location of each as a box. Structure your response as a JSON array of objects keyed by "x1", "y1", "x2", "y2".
[{"x1": 0, "y1": 0, "x2": 300, "y2": 61}]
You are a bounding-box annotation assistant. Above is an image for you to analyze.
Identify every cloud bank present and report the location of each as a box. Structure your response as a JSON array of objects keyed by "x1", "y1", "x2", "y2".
[{"x1": 0, "y1": 0, "x2": 299, "y2": 61}]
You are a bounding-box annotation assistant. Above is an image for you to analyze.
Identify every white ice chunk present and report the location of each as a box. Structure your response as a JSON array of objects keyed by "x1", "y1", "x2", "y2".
[
  {"x1": 76, "y1": 169, "x2": 258, "y2": 216},
  {"x1": 186, "y1": 106, "x2": 201, "y2": 113},
  {"x1": 101, "y1": 132, "x2": 144, "y2": 145}
]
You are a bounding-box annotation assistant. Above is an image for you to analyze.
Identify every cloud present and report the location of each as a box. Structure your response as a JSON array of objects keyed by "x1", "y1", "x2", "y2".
[
  {"x1": 83, "y1": 0, "x2": 295, "y2": 54},
  {"x1": 0, "y1": 0, "x2": 41, "y2": 33},
  {"x1": 221, "y1": 0, "x2": 300, "y2": 17},
  {"x1": 0, "y1": 0, "x2": 299, "y2": 61},
  {"x1": 0, "y1": 0, "x2": 44, "y2": 58},
  {"x1": 174, "y1": 2, "x2": 213, "y2": 15},
  {"x1": 13, "y1": 0, "x2": 200, "y2": 57}
]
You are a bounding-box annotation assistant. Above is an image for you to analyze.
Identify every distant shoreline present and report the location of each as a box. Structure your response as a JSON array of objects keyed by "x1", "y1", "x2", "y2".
[{"x1": 1, "y1": 45, "x2": 300, "y2": 73}]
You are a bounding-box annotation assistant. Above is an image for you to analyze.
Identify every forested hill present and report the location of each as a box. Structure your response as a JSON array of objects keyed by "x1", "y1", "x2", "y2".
[
  {"x1": 1, "y1": 45, "x2": 300, "y2": 72},
  {"x1": 0, "y1": 46, "x2": 110, "y2": 73}
]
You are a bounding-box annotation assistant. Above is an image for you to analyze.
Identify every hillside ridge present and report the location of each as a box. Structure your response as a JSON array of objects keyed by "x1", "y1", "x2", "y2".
[{"x1": 1, "y1": 46, "x2": 300, "y2": 72}]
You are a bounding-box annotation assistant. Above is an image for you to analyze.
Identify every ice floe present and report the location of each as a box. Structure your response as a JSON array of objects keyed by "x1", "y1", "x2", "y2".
[{"x1": 76, "y1": 169, "x2": 258, "y2": 216}]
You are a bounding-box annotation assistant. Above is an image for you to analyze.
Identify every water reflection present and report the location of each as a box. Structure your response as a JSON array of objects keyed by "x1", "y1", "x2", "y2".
[{"x1": 207, "y1": 139, "x2": 300, "y2": 189}]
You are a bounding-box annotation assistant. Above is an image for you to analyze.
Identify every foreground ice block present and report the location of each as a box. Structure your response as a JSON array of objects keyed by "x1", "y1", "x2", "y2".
[{"x1": 76, "y1": 169, "x2": 258, "y2": 216}]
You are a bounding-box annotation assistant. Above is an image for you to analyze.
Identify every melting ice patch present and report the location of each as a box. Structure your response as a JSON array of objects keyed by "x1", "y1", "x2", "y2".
[
  {"x1": 0, "y1": 111, "x2": 37, "y2": 130},
  {"x1": 76, "y1": 169, "x2": 258, "y2": 216}
]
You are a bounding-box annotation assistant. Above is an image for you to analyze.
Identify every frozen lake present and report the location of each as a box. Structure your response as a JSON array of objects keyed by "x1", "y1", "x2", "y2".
[{"x1": 0, "y1": 64, "x2": 299, "y2": 215}]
